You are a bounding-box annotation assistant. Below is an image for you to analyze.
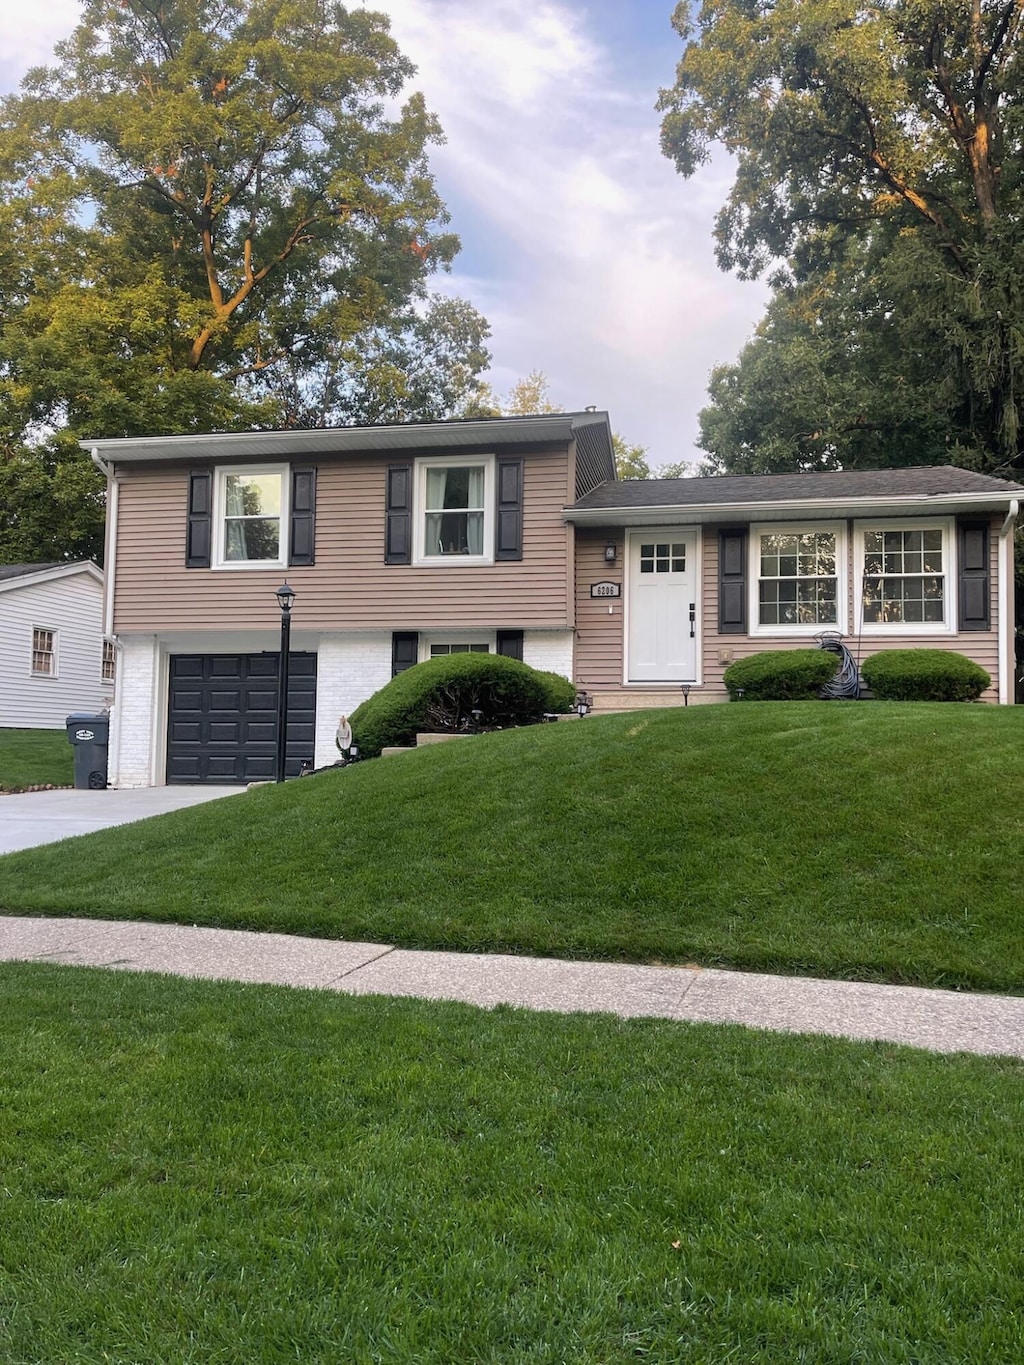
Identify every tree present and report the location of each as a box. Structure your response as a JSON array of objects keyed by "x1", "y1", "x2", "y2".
[
  {"x1": 0, "y1": 0, "x2": 494, "y2": 563},
  {"x1": 659, "y1": 0, "x2": 1024, "y2": 474}
]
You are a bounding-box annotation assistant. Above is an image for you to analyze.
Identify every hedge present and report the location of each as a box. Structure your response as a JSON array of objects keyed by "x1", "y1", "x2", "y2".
[
  {"x1": 722, "y1": 649, "x2": 839, "y2": 701},
  {"x1": 860, "y1": 650, "x2": 991, "y2": 702},
  {"x1": 350, "y1": 653, "x2": 575, "y2": 757}
]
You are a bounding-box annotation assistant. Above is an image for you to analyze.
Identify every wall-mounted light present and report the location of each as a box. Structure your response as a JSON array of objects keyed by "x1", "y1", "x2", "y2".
[{"x1": 604, "y1": 541, "x2": 617, "y2": 564}]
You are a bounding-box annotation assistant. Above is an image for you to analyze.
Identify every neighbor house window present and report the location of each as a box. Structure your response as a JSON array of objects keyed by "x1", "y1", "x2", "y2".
[
  {"x1": 857, "y1": 522, "x2": 951, "y2": 629},
  {"x1": 101, "y1": 640, "x2": 116, "y2": 683},
  {"x1": 32, "y1": 628, "x2": 56, "y2": 676},
  {"x1": 753, "y1": 526, "x2": 843, "y2": 631},
  {"x1": 214, "y1": 465, "x2": 288, "y2": 568},
  {"x1": 414, "y1": 457, "x2": 495, "y2": 564}
]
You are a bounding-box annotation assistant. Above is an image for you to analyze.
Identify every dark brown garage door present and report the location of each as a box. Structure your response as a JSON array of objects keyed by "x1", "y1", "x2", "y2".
[{"x1": 166, "y1": 653, "x2": 317, "y2": 784}]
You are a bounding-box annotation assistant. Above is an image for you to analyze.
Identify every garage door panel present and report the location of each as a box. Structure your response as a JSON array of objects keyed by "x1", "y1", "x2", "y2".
[{"x1": 167, "y1": 653, "x2": 316, "y2": 785}]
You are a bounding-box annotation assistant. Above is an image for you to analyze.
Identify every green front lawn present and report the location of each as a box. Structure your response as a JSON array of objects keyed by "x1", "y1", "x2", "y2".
[
  {"x1": 2, "y1": 962, "x2": 1022, "y2": 1364},
  {"x1": 0, "y1": 702, "x2": 1021, "y2": 990},
  {"x1": 0, "y1": 726, "x2": 72, "y2": 792}
]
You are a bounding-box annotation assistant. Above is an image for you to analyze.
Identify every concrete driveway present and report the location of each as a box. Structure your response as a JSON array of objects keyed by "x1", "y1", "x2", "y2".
[{"x1": 0, "y1": 786, "x2": 244, "y2": 855}]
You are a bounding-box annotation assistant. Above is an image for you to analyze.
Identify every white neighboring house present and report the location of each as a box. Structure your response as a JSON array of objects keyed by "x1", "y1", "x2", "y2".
[{"x1": 0, "y1": 562, "x2": 114, "y2": 729}]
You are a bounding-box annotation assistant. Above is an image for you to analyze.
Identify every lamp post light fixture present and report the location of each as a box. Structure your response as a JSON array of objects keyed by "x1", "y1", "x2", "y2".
[
  {"x1": 680, "y1": 684, "x2": 691, "y2": 707},
  {"x1": 275, "y1": 582, "x2": 296, "y2": 783},
  {"x1": 575, "y1": 690, "x2": 592, "y2": 718}
]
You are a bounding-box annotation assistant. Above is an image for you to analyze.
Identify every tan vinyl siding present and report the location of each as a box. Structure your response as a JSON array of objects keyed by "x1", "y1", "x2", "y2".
[
  {"x1": 573, "y1": 527, "x2": 625, "y2": 687},
  {"x1": 112, "y1": 450, "x2": 573, "y2": 633},
  {"x1": 577, "y1": 518, "x2": 1003, "y2": 705}
]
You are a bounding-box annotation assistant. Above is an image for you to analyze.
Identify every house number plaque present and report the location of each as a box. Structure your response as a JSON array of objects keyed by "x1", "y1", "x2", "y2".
[{"x1": 590, "y1": 581, "x2": 621, "y2": 598}]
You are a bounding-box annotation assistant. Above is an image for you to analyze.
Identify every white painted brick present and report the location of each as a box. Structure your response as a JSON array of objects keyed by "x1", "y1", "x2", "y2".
[
  {"x1": 109, "y1": 635, "x2": 159, "y2": 788},
  {"x1": 523, "y1": 630, "x2": 574, "y2": 681},
  {"x1": 314, "y1": 633, "x2": 392, "y2": 768}
]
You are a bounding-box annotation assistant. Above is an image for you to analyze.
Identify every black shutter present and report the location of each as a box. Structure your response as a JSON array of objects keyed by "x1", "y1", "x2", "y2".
[
  {"x1": 718, "y1": 528, "x2": 747, "y2": 633},
  {"x1": 958, "y1": 520, "x2": 990, "y2": 631},
  {"x1": 392, "y1": 631, "x2": 419, "y2": 676},
  {"x1": 496, "y1": 629, "x2": 524, "y2": 661},
  {"x1": 289, "y1": 467, "x2": 316, "y2": 567},
  {"x1": 186, "y1": 470, "x2": 212, "y2": 568},
  {"x1": 385, "y1": 464, "x2": 412, "y2": 564},
  {"x1": 495, "y1": 458, "x2": 524, "y2": 561}
]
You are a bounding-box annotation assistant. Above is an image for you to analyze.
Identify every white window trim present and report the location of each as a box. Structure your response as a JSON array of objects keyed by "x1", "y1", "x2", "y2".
[
  {"x1": 419, "y1": 632, "x2": 496, "y2": 663},
  {"x1": 853, "y1": 517, "x2": 956, "y2": 635},
  {"x1": 212, "y1": 463, "x2": 289, "y2": 571},
  {"x1": 31, "y1": 626, "x2": 59, "y2": 678},
  {"x1": 412, "y1": 454, "x2": 496, "y2": 567},
  {"x1": 749, "y1": 522, "x2": 848, "y2": 636}
]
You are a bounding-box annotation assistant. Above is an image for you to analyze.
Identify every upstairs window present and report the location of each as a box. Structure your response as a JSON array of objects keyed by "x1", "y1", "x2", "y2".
[
  {"x1": 32, "y1": 628, "x2": 56, "y2": 676},
  {"x1": 414, "y1": 457, "x2": 495, "y2": 565},
  {"x1": 215, "y1": 466, "x2": 288, "y2": 569},
  {"x1": 102, "y1": 640, "x2": 116, "y2": 683}
]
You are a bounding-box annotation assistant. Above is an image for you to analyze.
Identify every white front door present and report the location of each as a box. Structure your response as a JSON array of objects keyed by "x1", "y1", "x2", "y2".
[{"x1": 627, "y1": 531, "x2": 698, "y2": 681}]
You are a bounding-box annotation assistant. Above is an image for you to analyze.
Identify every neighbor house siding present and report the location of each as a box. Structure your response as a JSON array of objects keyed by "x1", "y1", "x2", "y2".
[
  {"x1": 0, "y1": 572, "x2": 112, "y2": 729},
  {"x1": 111, "y1": 451, "x2": 574, "y2": 634}
]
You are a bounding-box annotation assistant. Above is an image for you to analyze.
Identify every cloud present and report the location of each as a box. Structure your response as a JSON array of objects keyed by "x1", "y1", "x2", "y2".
[
  {"x1": 383, "y1": 0, "x2": 767, "y2": 462},
  {"x1": 0, "y1": 3, "x2": 81, "y2": 94},
  {"x1": 0, "y1": 1, "x2": 767, "y2": 463}
]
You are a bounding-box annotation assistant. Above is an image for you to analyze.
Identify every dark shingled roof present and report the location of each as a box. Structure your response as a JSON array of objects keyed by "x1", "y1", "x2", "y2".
[
  {"x1": 570, "y1": 465, "x2": 1024, "y2": 511},
  {"x1": 0, "y1": 562, "x2": 65, "y2": 581}
]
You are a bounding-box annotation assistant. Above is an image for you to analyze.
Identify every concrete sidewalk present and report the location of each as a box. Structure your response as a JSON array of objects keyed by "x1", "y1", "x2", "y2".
[{"x1": 2, "y1": 915, "x2": 1022, "y2": 1059}]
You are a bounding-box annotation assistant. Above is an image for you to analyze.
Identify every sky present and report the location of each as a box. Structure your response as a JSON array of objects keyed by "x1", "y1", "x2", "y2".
[{"x1": 0, "y1": 0, "x2": 768, "y2": 467}]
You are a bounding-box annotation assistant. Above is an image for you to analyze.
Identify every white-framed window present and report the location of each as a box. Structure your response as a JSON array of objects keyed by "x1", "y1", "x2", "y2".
[
  {"x1": 751, "y1": 523, "x2": 846, "y2": 633},
  {"x1": 31, "y1": 627, "x2": 57, "y2": 677},
  {"x1": 854, "y1": 519, "x2": 954, "y2": 632},
  {"x1": 101, "y1": 640, "x2": 116, "y2": 683},
  {"x1": 213, "y1": 464, "x2": 288, "y2": 569},
  {"x1": 420, "y1": 634, "x2": 494, "y2": 663},
  {"x1": 414, "y1": 455, "x2": 495, "y2": 565}
]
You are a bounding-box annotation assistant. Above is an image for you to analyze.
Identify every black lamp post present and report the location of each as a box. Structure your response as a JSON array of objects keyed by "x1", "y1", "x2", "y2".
[{"x1": 275, "y1": 582, "x2": 295, "y2": 783}]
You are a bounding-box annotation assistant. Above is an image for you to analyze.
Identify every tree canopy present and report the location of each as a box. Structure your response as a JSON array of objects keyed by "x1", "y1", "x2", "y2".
[
  {"x1": 0, "y1": 0, "x2": 492, "y2": 561},
  {"x1": 660, "y1": 0, "x2": 1024, "y2": 475}
]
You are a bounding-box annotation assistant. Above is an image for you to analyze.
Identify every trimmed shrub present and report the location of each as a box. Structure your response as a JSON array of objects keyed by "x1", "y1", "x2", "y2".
[
  {"x1": 723, "y1": 649, "x2": 839, "y2": 701},
  {"x1": 351, "y1": 654, "x2": 574, "y2": 757},
  {"x1": 861, "y1": 650, "x2": 991, "y2": 702}
]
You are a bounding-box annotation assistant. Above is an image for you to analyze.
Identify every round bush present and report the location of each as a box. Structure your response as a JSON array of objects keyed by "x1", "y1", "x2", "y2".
[
  {"x1": 723, "y1": 649, "x2": 839, "y2": 701},
  {"x1": 350, "y1": 654, "x2": 574, "y2": 757},
  {"x1": 860, "y1": 650, "x2": 991, "y2": 702}
]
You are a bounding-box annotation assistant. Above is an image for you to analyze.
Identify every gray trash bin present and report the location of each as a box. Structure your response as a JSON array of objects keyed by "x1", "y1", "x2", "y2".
[{"x1": 66, "y1": 713, "x2": 110, "y2": 790}]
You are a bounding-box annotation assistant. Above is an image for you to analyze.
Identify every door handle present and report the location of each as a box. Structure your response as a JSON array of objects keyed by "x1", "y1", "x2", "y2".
[{"x1": 689, "y1": 603, "x2": 696, "y2": 638}]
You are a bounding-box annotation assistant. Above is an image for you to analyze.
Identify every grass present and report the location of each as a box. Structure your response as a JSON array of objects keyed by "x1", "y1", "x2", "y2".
[
  {"x1": 2, "y1": 961, "x2": 1023, "y2": 1364},
  {"x1": 0, "y1": 702, "x2": 1022, "y2": 991},
  {"x1": 0, "y1": 727, "x2": 72, "y2": 792}
]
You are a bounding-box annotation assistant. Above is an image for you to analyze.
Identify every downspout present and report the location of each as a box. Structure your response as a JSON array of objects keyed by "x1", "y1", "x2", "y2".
[
  {"x1": 998, "y1": 499, "x2": 1018, "y2": 704},
  {"x1": 90, "y1": 447, "x2": 117, "y2": 638},
  {"x1": 91, "y1": 446, "x2": 121, "y2": 782}
]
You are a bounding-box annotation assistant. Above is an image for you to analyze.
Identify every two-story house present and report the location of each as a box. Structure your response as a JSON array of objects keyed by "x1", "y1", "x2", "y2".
[{"x1": 86, "y1": 413, "x2": 1021, "y2": 787}]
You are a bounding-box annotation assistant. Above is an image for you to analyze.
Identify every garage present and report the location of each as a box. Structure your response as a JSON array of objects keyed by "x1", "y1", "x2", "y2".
[{"x1": 166, "y1": 653, "x2": 317, "y2": 784}]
